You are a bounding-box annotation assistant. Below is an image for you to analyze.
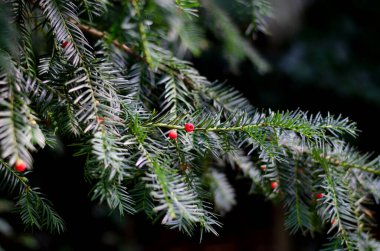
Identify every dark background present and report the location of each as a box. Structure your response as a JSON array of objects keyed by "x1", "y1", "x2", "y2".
[{"x1": 1, "y1": 0, "x2": 380, "y2": 250}]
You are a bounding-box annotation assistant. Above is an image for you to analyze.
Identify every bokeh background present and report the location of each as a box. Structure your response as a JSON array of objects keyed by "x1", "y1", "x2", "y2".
[{"x1": 1, "y1": 0, "x2": 380, "y2": 250}]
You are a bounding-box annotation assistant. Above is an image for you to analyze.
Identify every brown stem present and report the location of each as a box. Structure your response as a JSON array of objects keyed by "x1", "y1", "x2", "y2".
[
  {"x1": 72, "y1": 20, "x2": 200, "y2": 90},
  {"x1": 72, "y1": 20, "x2": 143, "y2": 61}
]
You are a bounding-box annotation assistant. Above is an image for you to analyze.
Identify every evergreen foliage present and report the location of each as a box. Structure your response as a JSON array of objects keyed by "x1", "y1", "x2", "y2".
[{"x1": 0, "y1": 0, "x2": 379, "y2": 249}]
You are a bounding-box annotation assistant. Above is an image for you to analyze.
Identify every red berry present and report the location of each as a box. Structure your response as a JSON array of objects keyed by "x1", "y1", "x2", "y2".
[
  {"x1": 184, "y1": 123, "x2": 194, "y2": 133},
  {"x1": 271, "y1": 181, "x2": 278, "y2": 190},
  {"x1": 260, "y1": 165, "x2": 267, "y2": 171},
  {"x1": 97, "y1": 117, "x2": 104, "y2": 123},
  {"x1": 61, "y1": 41, "x2": 69, "y2": 49},
  {"x1": 168, "y1": 130, "x2": 177, "y2": 139},
  {"x1": 331, "y1": 219, "x2": 336, "y2": 225},
  {"x1": 315, "y1": 193, "x2": 324, "y2": 199},
  {"x1": 15, "y1": 159, "x2": 27, "y2": 172}
]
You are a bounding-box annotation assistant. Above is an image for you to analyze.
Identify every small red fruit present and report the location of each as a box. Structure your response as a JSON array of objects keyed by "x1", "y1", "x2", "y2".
[
  {"x1": 260, "y1": 165, "x2": 267, "y2": 171},
  {"x1": 315, "y1": 193, "x2": 324, "y2": 199},
  {"x1": 15, "y1": 159, "x2": 27, "y2": 172},
  {"x1": 184, "y1": 123, "x2": 194, "y2": 133},
  {"x1": 168, "y1": 130, "x2": 177, "y2": 139},
  {"x1": 271, "y1": 181, "x2": 278, "y2": 190},
  {"x1": 331, "y1": 219, "x2": 336, "y2": 225},
  {"x1": 97, "y1": 117, "x2": 104, "y2": 123},
  {"x1": 61, "y1": 41, "x2": 69, "y2": 49}
]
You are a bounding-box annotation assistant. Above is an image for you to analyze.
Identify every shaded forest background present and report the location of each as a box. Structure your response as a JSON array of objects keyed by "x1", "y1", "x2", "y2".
[{"x1": 1, "y1": 0, "x2": 380, "y2": 250}]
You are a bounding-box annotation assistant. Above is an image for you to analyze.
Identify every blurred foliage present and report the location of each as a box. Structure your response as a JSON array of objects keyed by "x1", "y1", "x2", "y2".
[{"x1": 278, "y1": 0, "x2": 380, "y2": 107}]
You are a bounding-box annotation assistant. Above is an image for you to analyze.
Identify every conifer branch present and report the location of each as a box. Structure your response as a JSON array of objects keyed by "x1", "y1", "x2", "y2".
[
  {"x1": 0, "y1": 159, "x2": 30, "y2": 192},
  {"x1": 0, "y1": 160, "x2": 64, "y2": 233},
  {"x1": 1, "y1": 1, "x2": 380, "y2": 247},
  {"x1": 328, "y1": 156, "x2": 380, "y2": 175}
]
